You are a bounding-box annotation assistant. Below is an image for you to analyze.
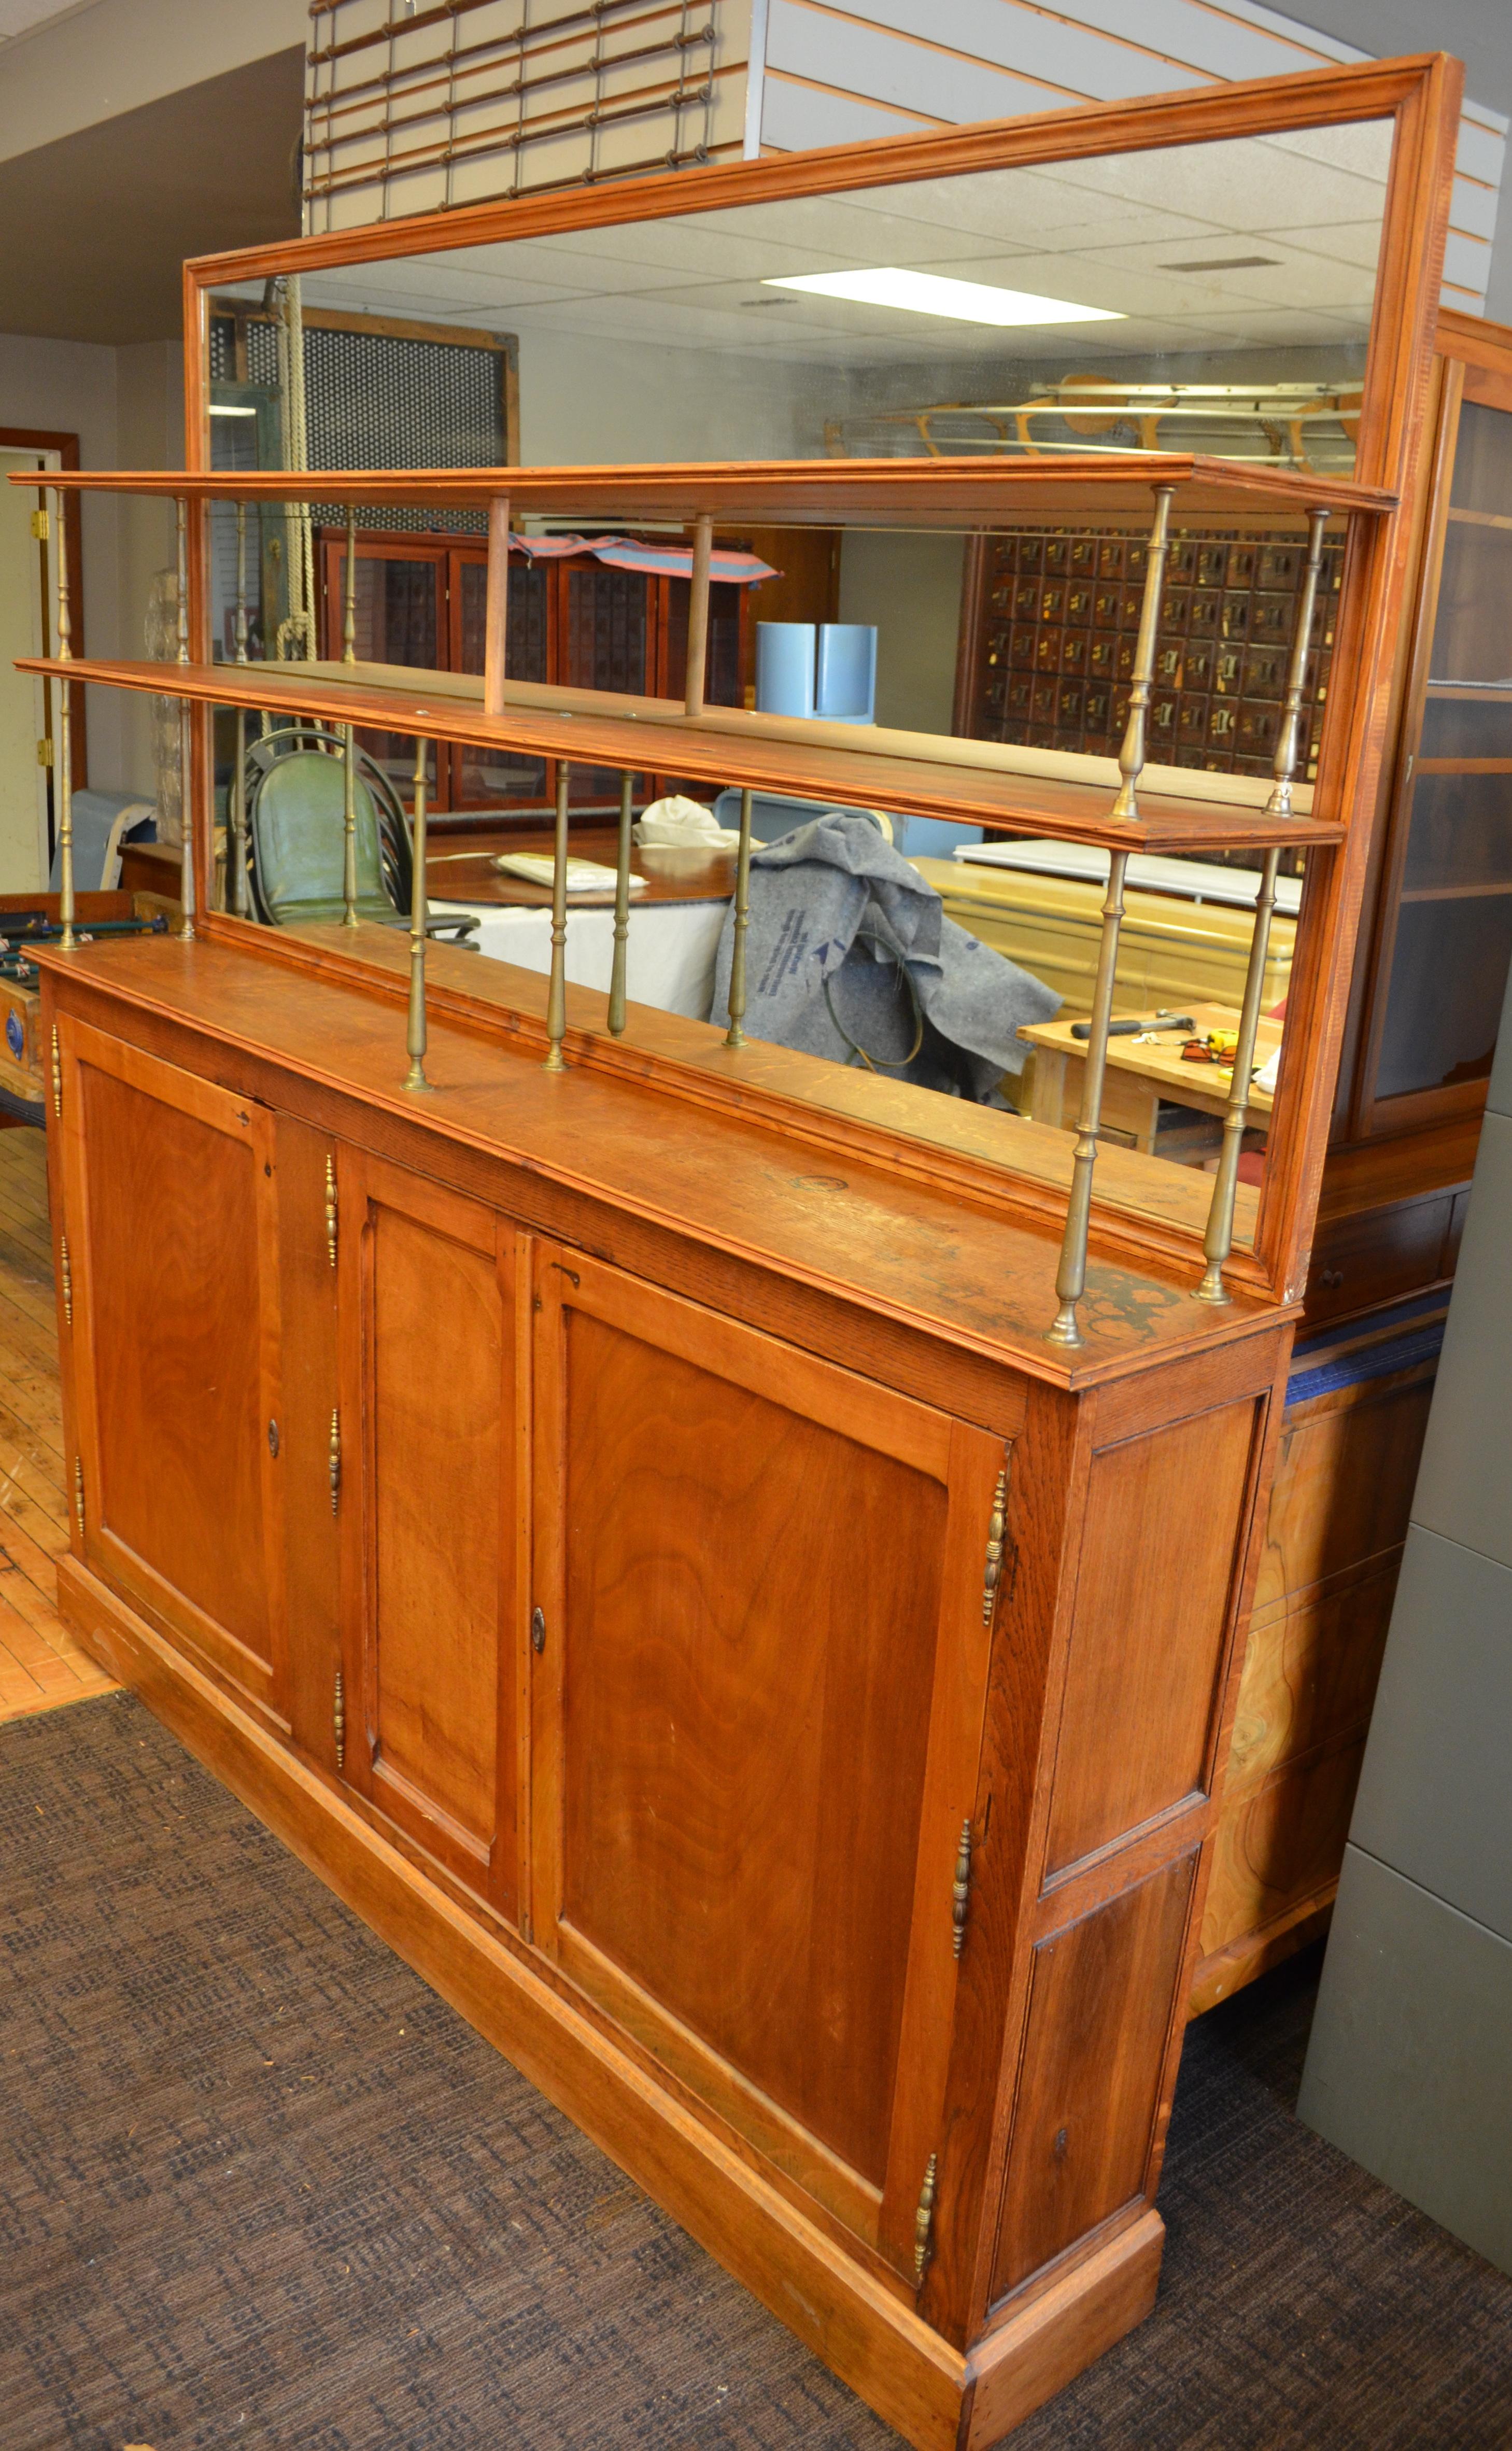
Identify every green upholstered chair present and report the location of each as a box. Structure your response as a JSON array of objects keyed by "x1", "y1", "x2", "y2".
[{"x1": 245, "y1": 725, "x2": 477, "y2": 942}]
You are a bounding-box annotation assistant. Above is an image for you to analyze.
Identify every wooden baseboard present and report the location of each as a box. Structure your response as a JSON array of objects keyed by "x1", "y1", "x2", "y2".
[
  {"x1": 60, "y1": 1555, "x2": 1161, "y2": 2451},
  {"x1": 1188, "y1": 1892, "x2": 1336, "y2": 2017}
]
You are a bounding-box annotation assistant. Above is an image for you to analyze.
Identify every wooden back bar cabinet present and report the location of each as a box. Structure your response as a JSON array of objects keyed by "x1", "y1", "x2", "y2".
[{"x1": 14, "y1": 55, "x2": 1459, "y2": 2448}]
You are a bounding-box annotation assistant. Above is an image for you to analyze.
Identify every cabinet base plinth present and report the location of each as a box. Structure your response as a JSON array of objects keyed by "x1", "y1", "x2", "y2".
[{"x1": 58, "y1": 1554, "x2": 1162, "y2": 2451}]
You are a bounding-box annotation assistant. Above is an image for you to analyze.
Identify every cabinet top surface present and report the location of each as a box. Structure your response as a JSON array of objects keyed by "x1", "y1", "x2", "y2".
[
  {"x1": 16, "y1": 455, "x2": 1394, "y2": 525},
  {"x1": 42, "y1": 932, "x2": 1289, "y2": 1393}
]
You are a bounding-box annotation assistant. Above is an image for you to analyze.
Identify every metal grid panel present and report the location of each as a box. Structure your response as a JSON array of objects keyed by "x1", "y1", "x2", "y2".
[{"x1": 245, "y1": 319, "x2": 504, "y2": 532}]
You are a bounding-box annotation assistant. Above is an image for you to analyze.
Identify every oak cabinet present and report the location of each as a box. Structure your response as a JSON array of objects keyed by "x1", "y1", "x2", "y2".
[{"x1": 43, "y1": 947, "x2": 1287, "y2": 2442}]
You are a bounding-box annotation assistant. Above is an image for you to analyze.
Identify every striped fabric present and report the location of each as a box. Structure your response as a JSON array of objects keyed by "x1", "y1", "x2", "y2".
[{"x1": 510, "y1": 535, "x2": 779, "y2": 584}]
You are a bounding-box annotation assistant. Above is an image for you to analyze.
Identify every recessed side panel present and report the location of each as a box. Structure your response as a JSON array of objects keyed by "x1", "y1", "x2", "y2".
[
  {"x1": 992, "y1": 1851, "x2": 1197, "y2": 2303},
  {"x1": 1046, "y1": 1399, "x2": 1260, "y2": 1872}
]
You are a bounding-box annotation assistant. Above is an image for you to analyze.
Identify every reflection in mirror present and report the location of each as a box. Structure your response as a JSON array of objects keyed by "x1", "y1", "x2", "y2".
[{"x1": 200, "y1": 120, "x2": 1374, "y2": 1243}]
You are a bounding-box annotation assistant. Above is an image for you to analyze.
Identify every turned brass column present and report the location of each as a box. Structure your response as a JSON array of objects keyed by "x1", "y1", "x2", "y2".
[
  {"x1": 52, "y1": 487, "x2": 76, "y2": 949},
  {"x1": 544, "y1": 761, "x2": 571, "y2": 1072},
  {"x1": 608, "y1": 770, "x2": 633, "y2": 1037},
  {"x1": 1046, "y1": 851, "x2": 1129, "y2": 1348}
]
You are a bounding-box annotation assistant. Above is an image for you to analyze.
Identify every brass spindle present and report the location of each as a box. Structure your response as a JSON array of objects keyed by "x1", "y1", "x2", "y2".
[
  {"x1": 404, "y1": 738, "x2": 432, "y2": 1092},
  {"x1": 341, "y1": 723, "x2": 358, "y2": 926},
  {"x1": 544, "y1": 760, "x2": 570, "y2": 1072},
  {"x1": 53, "y1": 487, "x2": 76, "y2": 950},
  {"x1": 231, "y1": 501, "x2": 250, "y2": 918},
  {"x1": 608, "y1": 769, "x2": 633, "y2": 1036},
  {"x1": 1195, "y1": 848, "x2": 1281, "y2": 1305},
  {"x1": 1111, "y1": 486, "x2": 1176, "y2": 821},
  {"x1": 724, "y1": 786, "x2": 754, "y2": 1050},
  {"x1": 1046, "y1": 850, "x2": 1129, "y2": 1348},
  {"x1": 175, "y1": 497, "x2": 195, "y2": 938},
  {"x1": 484, "y1": 494, "x2": 510, "y2": 717},
  {"x1": 684, "y1": 512, "x2": 713, "y2": 719},
  {"x1": 342, "y1": 505, "x2": 357, "y2": 664},
  {"x1": 1265, "y1": 510, "x2": 1331, "y2": 818}
]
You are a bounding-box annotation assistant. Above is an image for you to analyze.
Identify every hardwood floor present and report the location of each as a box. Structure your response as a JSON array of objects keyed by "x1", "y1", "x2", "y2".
[{"x1": 0, "y1": 1126, "x2": 116, "y2": 1724}]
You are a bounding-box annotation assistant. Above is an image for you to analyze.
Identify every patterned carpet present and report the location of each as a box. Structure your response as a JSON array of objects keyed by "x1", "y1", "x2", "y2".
[{"x1": 4, "y1": 1694, "x2": 1511, "y2": 2451}]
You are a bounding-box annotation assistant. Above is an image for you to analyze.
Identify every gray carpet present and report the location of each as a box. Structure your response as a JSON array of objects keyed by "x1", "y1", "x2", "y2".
[{"x1": 3, "y1": 1692, "x2": 1510, "y2": 2449}]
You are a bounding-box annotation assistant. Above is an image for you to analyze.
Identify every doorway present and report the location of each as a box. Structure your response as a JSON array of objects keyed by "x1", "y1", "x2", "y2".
[{"x1": 0, "y1": 431, "x2": 84, "y2": 897}]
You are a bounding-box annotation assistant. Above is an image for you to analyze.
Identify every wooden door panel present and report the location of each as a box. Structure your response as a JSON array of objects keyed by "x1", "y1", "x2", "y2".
[
  {"x1": 532, "y1": 1248, "x2": 1001, "y2": 2261},
  {"x1": 1045, "y1": 1398, "x2": 1261, "y2": 1874},
  {"x1": 338, "y1": 1149, "x2": 520, "y2": 1916},
  {"x1": 57, "y1": 1018, "x2": 286, "y2": 1716},
  {"x1": 992, "y1": 1852, "x2": 1197, "y2": 2301}
]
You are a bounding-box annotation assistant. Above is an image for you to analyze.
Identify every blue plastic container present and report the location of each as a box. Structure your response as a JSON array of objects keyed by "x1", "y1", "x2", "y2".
[
  {"x1": 815, "y1": 623, "x2": 878, "y2": 724},
  {"x1": 755, "y1": 623, "x2": 816, "y2": 719}
]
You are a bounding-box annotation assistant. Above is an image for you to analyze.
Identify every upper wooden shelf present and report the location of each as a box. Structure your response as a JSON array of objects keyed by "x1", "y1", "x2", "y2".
[
  {"x1": 15, "y1": 454, "x2": 1395, "y2": 528},
  {"x1": 20, "y1": 652, "x2": 1346, "y2": 853}
]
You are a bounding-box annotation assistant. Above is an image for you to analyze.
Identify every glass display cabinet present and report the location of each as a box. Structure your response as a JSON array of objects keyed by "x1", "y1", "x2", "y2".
[{"x1": 13, "y1": 54, "x2": 1459, "y2": 2451}]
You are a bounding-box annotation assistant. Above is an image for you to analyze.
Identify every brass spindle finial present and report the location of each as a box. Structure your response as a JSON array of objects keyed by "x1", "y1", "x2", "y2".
[
  {"x1": 544, "y1": 760, "x2": 571, "y2": 1072},
  {"x1": 53, "y1": 487, "x2": 76, "y2": 950},
  {"x1": 1111, "y1": 485, "x2": 1176, "y2": 822},
  {"x1": 177, "y1": 701, "x2": 197, "y2": 940},
  {"x1": 175, "y1": 495, "x2": 190, "y2": 665},
  {"x1": 175, "y1": 496, "x2": 196, "y2": 938},
  {"x1": 404, "y1": 738, "x2": 434, "y2": 1093},
  {"x1": 608, "y1": 769, "x2": 633, "y2": 1036},
  {"x1": 340, "y1": 722, "x2": 359, "y2": 927},
  {"x1": 342, "y1": 505, "x2": 357, "y2": 665},
  {"x1": 230, "y1": 503, "x2": 250, "y2": 918},
  {"x1": 1265, "y1": 509, "x2": 1331, "y2": 819},
  {"x1": 724, "y1": 787, "x2": 754, "y2": 1050},
  {"x1": 1047, "y1": 850, "x2": 1129, "y2": 1348},
  {"x1": 1196, "y1": 847, "x2": 1282, "y2": 1305},
  {"x1": 951, "y1": 1820, "x2": 972, "y2": 1958}
]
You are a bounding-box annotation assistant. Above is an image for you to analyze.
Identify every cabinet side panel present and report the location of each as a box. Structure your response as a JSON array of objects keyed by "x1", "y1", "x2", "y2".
[
  {"x1": 1047, "y1": 1401, "x2": 1259, "y2": 1871},
  {"x1": 367, "y1": 1203, "x2": 510, "y2": 1880},
  {"x1": 560, "y1": 1308, "x2": 946, "y2": 2188},
  {"x1": 992, "y1": 1853, "x2": 1197, "y2": 2302},
  {"x1": 79, "y1": 1063, "x2": 271, "y2": 1665}
]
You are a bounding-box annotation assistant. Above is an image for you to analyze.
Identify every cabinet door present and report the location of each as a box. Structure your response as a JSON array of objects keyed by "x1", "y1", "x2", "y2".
[
  {"x1": 56, "y1": 1017, "x2": 287, "y2": 1721},
  {"x1": 335, "y1": 1147, "x2": 523, "y2": 1920},
  {"x1": 530, "y1": 1247, "x2": 1002, "y2": 2273}
]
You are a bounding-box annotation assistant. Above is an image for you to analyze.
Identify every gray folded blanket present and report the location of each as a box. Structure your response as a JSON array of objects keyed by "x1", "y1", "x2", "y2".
[{"x1": 712, "y1": 812, "x2": 1060, "y2": 1103}]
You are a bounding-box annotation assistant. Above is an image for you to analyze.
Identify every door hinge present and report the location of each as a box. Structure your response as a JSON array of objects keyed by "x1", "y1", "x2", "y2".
[
  {"x1": 531, "y1": 1605, "x2": 546, "y2": 1655},
  {"x1": 72, "y1": 1456, "x2": 84, "y2": 1541},
  {"x1": 36, "y1": 737, "x2": 53, "y2": 768},
  {"x1": 913, "y1": 2153, "x2": 938, "y2": 2283},
  {"x1": 267, "y1": 1417, "x2": 280, "y2": 1459},
  {"x1": 329, "y1": 1407, "x2": 341, "y2": 1512},
  {"x1": 324, "y1": 1154, "x2": 338, "y2": 1269},
  {"x1": 59, "y1": 1232, "x2": 72, "y2": 1328},
  {"x1": 951, "y1": 1818, "x2": 972, "y2": 1959},
  {"x1": 982, "y1": 1451, "x2": 1014, "y2": 1625},
  {"x1": 31, "y1": 508, "x2": 48, "y2": 542},
  {"x1": 333, "y1": 1667, "x2": 346, "y2": 1772},
  {"x1": 50, "y1": 1024, "x2": 61, "y2": 1118}
]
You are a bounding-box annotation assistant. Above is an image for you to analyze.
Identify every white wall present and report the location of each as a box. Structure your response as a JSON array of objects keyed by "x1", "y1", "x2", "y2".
[
  {"x1": 838, "y1": 531, "x2": 965, "y2": 735},
  {"x1": 0, "y1": 330, "x2": 125, "y2": 789},
  {"x1": 516, "y1": 326, "x2": 806, "y2": 465}
]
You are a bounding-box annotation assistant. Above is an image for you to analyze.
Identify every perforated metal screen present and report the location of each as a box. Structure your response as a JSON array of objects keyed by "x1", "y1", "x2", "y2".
[{"x1": 237, "y1": 318, "x2": 507, "y2": 531}]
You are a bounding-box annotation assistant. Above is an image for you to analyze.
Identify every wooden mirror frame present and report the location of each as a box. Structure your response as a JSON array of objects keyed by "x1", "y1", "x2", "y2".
[{"x1": 165, "y1": 52, "x2": 1461, "y2": 1318}]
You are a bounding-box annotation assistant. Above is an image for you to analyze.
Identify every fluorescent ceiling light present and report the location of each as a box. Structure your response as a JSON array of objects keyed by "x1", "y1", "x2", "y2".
[
  {"x1": 208, "y1": 403, "x2": 258, "y2": 417},
  {"x1": 761, "y1": 267, "x2": 1123, "y2": 327}
]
